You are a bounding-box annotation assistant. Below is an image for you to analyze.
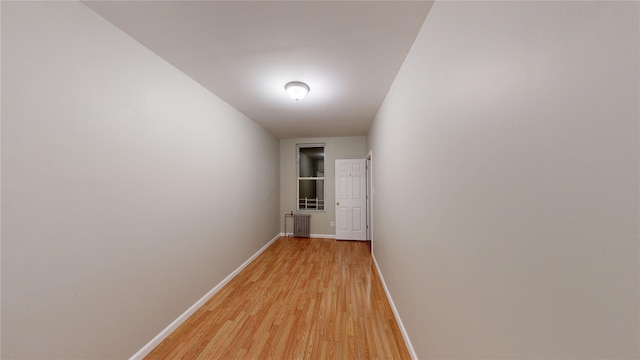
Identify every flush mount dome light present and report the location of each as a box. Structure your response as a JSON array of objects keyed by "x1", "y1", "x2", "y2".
[{"x1": 285, "y1": 81, "x2": 310, "y2": 100}]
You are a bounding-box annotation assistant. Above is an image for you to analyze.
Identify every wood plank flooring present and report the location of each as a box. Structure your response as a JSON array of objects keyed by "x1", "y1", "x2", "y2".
[{"x1": 144, "y1": 237, "x2": 411, "y2": 359}]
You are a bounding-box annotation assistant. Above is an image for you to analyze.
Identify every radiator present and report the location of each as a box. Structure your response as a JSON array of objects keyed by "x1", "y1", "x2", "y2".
[{"x1": 294, "y1": 214, "x2": 311, "y2": 238}]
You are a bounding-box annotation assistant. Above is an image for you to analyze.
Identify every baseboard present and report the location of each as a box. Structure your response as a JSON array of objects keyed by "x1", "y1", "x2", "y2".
[
  {"x1": 129, "y1": 232, "x2": 282, "y2": 360},
  {"x1": 310, "y1": 233, "x2": 336, "y2": 239},
  {"x1": 371, "y1": 253, "x2": 418, "y2": 360},
  {"x1": 282, "y1": 233, "x2": 336, "y2": 239}
]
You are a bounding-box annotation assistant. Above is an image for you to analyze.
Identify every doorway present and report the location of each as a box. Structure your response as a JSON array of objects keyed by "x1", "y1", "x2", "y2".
[{"x1": 335, "y1": 159, "x2": 366, "y2": 241}]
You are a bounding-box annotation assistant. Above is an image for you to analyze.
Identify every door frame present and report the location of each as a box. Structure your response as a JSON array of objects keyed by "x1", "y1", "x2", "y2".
[{"x1": 365, "y1": 151, "x2": 373, "y2": 253}]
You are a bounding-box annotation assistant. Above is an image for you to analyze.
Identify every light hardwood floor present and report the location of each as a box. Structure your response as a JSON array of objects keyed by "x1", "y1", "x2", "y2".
[{"x1": 144, "y1": 237, "x2": 411, "y2": 359}]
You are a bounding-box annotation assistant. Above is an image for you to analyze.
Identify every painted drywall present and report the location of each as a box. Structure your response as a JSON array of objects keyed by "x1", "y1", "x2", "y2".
[
  {"x1": 280, "y1": 137, "x2": 366, "y2": 236},
  {"x1": 367, "y1": 1, "x2": 639, "y2": 359},
  {"x1": 1, "y1": 2, "x2": 279, "y2": 359}
]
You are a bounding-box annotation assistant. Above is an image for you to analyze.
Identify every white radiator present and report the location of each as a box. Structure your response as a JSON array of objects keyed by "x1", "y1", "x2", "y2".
[{"x1": 294, "y1": 214, "x2": 311, "y2": 238}]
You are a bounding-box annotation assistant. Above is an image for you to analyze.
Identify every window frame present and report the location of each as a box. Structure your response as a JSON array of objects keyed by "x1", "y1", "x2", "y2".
[{"x1": 296, "y1": 143, "x2": 325, "y2": 212}]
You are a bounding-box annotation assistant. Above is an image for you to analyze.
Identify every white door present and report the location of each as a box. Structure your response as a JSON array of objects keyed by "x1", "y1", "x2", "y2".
[{"x1": 335, "y1": 159, "x2": 366, "y2": 241}]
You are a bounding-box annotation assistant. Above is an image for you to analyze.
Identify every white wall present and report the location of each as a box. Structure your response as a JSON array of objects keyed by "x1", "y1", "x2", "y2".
[
  {"x1": 1, "y1": 2, "x2": 279, "y2": 359},
  {"x1": 280, "y1": 137, "x2": 366, "y2": 236},
  {"x1": 368, "y1": 1, "x2": 639, "y2": 359}
]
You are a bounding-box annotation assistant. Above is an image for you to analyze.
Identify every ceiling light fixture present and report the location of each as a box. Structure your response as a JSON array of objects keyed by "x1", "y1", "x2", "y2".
[{"x1": 285, "y1": 81, "x2": 310, "y2": 100}]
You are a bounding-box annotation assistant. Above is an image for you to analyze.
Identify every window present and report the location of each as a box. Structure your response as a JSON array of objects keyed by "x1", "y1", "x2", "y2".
[{"x1": 297, "y1": 144, "x2": 325, "y2": 211}]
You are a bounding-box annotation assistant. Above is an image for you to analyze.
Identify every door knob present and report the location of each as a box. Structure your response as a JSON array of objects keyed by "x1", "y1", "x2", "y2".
[{"x1": 336, "y1": 202, "x2": 339, "y2": 206}]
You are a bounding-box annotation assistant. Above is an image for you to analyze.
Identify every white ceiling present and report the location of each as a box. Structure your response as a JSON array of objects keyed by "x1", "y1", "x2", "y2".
[{"x1": 84, "y1": 1, "x2": 432, "y2": 139}]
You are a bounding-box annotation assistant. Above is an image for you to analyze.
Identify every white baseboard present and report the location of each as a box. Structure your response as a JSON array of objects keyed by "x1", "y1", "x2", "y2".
[
  {"x1": 371, "y1": 253, "x2": 418, "y2": 360},
  {"x1": 282, "y1": 233, "x2": 336, "y2": 239},
  {"x1": 311, "y1": 233, "x2": 336, "y2": 239},
  {"x1": 129, "y1": 233, "x2": 282, "y2": 360}
]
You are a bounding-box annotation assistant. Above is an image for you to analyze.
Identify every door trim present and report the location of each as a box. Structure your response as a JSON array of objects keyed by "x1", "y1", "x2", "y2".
[{"x1": 366, "y1": 151, "x2": 373, "y2": 252}]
